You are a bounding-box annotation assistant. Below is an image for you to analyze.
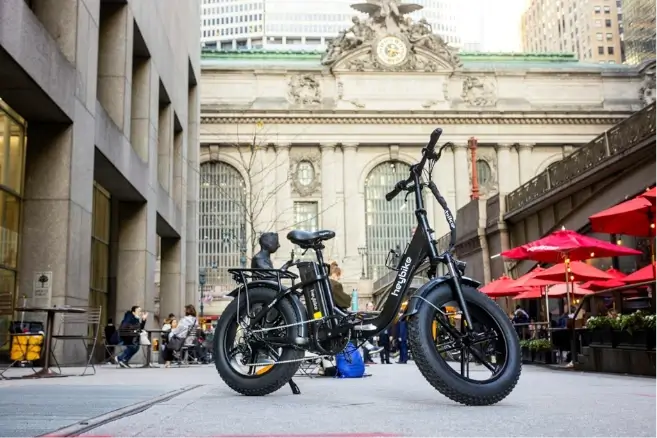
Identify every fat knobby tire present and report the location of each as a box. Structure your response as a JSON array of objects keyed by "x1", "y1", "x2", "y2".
[
  {"x1": 408, "y1": 284, "x2": 522, "y2": 406},
  {"x1": 214, "y1": 287, "x2": 304, "y2": 396}
]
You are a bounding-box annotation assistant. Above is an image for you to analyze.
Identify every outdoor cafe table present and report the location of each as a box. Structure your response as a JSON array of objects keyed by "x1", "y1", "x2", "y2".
[
  {"x1": 14, "y1": 306, "x2": 86, "y2": 378},
  {"x1": 142, "y1": 328, "x2": 166, "y2": 368}
]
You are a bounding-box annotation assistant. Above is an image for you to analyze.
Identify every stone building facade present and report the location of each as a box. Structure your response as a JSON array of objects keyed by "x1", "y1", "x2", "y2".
[
  {"x1": 199, "y1": 1, "x2": 647, "y2": 315},
  {"x1": 0, "y1": 0, "x2": 200, "y2": 359}
]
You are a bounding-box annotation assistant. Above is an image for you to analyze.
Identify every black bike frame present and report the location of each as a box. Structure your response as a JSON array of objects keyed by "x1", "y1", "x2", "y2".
[{"x1": 246, "y1": 130, "x2": 476, "y2": 345}]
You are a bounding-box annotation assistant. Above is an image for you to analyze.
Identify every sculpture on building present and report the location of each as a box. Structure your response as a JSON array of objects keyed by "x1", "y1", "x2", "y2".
[
  {"x1": 320, "y1": 0, "x2": 462, "y2": 72},
  {"x1": 638, "y1": 60, "x2": 656, "y2": 107},
  {"x1": 251, "y1": 232, "x2": 281, "y2": 270},
  {"x1": 460, "y1": 76, "x2": 497, "y2": 107},
  {"x1": 287, "y1": 74, "x2": 322, "y2": 106}
]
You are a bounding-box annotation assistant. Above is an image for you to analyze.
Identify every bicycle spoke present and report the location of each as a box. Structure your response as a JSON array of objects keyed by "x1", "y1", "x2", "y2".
[{"x1": 467, "y1": 346, "x2": 497, "y2": 373}]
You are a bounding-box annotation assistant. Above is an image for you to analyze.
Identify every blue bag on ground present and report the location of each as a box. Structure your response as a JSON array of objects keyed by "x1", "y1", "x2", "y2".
[{"x1": 335, "y1": 342, "x2": 365, "y2": 378}]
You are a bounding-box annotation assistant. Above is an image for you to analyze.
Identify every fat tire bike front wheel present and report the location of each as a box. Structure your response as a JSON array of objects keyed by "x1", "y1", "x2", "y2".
[{"x1": 409, "y1": 283, "x2": 522, "y2": 406}]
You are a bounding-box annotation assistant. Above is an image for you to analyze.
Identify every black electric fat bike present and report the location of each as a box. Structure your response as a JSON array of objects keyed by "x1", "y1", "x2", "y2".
[{"x1": 214, "y1": 128, "x2": 522, "y2": 406}]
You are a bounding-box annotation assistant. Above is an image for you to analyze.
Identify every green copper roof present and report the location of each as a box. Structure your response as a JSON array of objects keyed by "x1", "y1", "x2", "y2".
[{"x1": 200, "y1": 49, "x2": 634, "y2": 71}]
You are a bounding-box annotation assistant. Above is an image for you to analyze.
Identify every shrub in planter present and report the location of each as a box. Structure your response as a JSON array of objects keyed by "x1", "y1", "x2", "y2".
[
  {"x1": 519, "y1": 340, "x2": 533, "y2": 363},
  {"x1": 586, "y1": 315, "x2": 616, "y2": 346},
  {"x1": 618, "y1": 312, "x2": 655, "y2": 348},
  {"x1": 527, "y1": 339, "x2": 553, "y2": 364},
  {"x1": 645, "y1": 314, "x2": 656, "y2": 350}
]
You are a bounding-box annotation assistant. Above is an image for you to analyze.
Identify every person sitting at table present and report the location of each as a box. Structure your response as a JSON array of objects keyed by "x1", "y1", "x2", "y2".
[
  {"x1": 163, "y1": 305, "x2": 198, "y2": 368},
  {"x1": 115, "y1": 305, "x2": 148, "y2": 368}
]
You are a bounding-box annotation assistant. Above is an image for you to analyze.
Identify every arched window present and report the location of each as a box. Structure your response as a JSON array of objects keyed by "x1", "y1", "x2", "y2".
[
  {"x1": 199, "y1": 161, "x2": 247, "y2": 294},
  {"x1": 476, "y1": 159, "x2": 492, "y2": 186},
  {"x1": 364, "y1": 160, "x2": 417, "y2": 280}
]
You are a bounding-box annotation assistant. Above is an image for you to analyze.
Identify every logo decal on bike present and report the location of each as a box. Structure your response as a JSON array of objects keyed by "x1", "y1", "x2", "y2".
[{"x1": 391, "y1": 257, "x2": 412, "y2": 297}]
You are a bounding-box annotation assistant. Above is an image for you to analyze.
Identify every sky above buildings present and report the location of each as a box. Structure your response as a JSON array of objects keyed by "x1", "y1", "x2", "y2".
[{"x1": 458, "y1": 0, "x2": 527, "y2": 52}]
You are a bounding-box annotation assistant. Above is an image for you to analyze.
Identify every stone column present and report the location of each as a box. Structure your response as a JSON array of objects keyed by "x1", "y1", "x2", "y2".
[
  {"x1": 18, "y1": 0, "x2": 99, "y2": 312},
  {"x1": 159, "y1": 237, "x2": 184, "y2": 320},
  {"x1": 453, "y1": 142, "x2": 470, "y2": 209},
  {"x1": 495, "y1": 143, "x2": 514, "y2": 194},
  {"x1": 320, "y1": 142, "x2": 337, "y2": 232},
  {"x1": 185, "y1": 86, "x2": 199, "y2": 307},
  {"x1": 517, "y1": 143, "x2": 535, "y2": 185},
  {"x1": 334, "y1": 146, "x2": 346, "y2": 259},
  {"x1": 275, "y1": 144, "x2": 293, "y2": 259},
  {"x1": 116, "y1": 202, "x2": 157, "y2": 324},
  {"x1": 342, "y1": 143, "x2": 359, "y2": 260}
]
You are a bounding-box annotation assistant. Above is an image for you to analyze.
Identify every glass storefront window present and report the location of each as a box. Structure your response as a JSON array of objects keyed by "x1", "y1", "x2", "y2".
[
  {"x1": 0, "y1": 268, "x2": 16, "y2": 352},
  {"x1": 90, "y1": 183, "x2": 111, "y2": 331},
  {"x1": 7, "y1": 120, "x2": 25, "y2": 194},
  {"x1": 0, "y1": 191, "x2": 20, "y2": 269},
  {"x1": 0, "y1": 100, "x2": 26, "y2": 354}
]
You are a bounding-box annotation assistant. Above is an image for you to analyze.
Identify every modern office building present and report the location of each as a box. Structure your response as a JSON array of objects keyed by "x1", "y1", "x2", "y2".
[
  {"x1": 622, "y1": 0, "x2": 656, "y2": 64},
  {"x1": 200, "y1": 0, "x2": 463, "y2": 51},
  {"x1": 0, "y1": 0, "x2": 200, "y2": 361},
  {"x1": 522, "y1": 0, "x2": 623, "y2": 64}
]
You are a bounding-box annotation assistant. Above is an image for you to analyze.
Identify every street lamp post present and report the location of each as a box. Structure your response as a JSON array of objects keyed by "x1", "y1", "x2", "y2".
[
  {"x1": 357, "y1": 246, "x2": 367, "y2": 279},
  {"x1": 199, "y1": 268, "x2": 207, "y2": 318}
]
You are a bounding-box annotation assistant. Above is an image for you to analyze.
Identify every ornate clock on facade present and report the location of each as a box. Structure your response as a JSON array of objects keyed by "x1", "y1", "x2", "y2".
[{"x1": 375, "y1": 35, "x2": 409, "y2": 67}]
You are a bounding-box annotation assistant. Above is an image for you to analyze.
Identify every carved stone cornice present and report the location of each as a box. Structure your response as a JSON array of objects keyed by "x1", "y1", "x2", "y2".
[
  {"x1": 319, "y1": 142, "x2": 338, "y2": 151},
  {"x1": 495, "y1": 143, "x2": 514, "y2": 152},
  {"x1": 275, "y1": 143, "x2": 291, "y2": 153},
  {"x1": 201, "y1": 115, "x2": 626, "y2": 126}
]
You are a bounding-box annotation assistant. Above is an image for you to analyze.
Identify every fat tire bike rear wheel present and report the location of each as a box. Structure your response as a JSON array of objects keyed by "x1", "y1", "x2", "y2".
[
  {"x1": 214, "y1": 287, "x2": 304, "y2": 396},
  {"x1": 409, "y1": 283, "x2": 521, "y2": 406}
]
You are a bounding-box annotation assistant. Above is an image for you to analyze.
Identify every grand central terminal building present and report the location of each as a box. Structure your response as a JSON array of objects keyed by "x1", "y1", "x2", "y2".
[{"x1": 198, "y1": 1, "x2": 654, "y2": 315}]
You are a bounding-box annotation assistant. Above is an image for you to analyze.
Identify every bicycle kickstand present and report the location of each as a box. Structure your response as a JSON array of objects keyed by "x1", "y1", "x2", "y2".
[{"x1": 289, "y1": 378, "x2": 301, "y2": 395}]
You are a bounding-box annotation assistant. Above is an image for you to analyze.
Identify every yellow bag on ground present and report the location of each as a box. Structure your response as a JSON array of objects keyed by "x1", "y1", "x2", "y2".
[{"x1": 10, "y1": 334, "x2": 44, "y2": 361}]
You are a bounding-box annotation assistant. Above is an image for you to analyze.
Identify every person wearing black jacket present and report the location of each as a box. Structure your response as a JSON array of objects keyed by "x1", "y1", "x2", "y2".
[
  {"x1": 378, "y1": 327, "x2": 392, "y2": 364},
  {"x1": 115, "y1": 305, "x2": 148, "y2": 368}
]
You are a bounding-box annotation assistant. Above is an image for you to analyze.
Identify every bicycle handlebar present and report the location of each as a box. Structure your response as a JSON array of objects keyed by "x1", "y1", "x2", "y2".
[
  {"x1": 384, "y1": 128, "x2": 442, "y2": 201},
  {"x1": 384, "y1": 127, "x2": 457, "y2": 251}
]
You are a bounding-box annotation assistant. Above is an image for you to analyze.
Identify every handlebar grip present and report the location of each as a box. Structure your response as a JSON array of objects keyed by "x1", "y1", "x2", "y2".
[
  {"x1": 385, "y1": 186, "x2": 402, "y2": 202},
  {"x1": 426, "y1": 128, "x2": 443, "y2": 152}
]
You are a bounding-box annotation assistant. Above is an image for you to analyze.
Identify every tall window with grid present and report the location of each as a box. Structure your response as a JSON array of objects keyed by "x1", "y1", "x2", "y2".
[
  {"x1": 199, "y1": 161, "x2": 247, "y2": 295},
  {"x1": 364, "y1": 161, "x2": 418, "y2": 280}
]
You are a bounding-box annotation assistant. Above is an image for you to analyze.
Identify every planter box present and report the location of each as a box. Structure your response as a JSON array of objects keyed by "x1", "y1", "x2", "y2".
[
  {"x1": 647, "y1": 330, "x2": 656, "y2": 350},
  {"x1": 590, "y1": 329, "x2": 614, "y2": 347},
  {"x1": 614, "y1": 330, "x2": 649, "y2": 350},
  {"x1": 532, "y1": 350, "x2": 553, "y2": 364},
  {"x1": 521, "y1": 346, "x2": 533, "y2": 363}
]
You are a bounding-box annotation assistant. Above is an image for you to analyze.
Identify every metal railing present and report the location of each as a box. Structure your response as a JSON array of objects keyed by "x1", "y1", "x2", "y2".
[{"x1": 505, "y1": 102, "x2": 656, "y2": 215}]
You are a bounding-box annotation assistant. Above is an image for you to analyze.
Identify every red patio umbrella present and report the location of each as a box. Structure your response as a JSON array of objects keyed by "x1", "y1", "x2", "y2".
[
  {"x1": 589, "y1": 196, "x2": 655, "y2": 237},
  {"x1": 640, "y1": 187, "x2": 656, "y2": 202},
  {"x1": 501, "y1": 229, "x2": 642, "y2": 263},
  {"x1": 507, "y1": 266, "x2": 555, "y2": 289},
  {"x1": 547, "y1": 283, "x2": 595, "y2": 297},
  {"x1": 582, "y1": 268, "x2": 627, "y2": 290},
  {"x1": 622, "y1": 265, "x2": 656, "y2": 284},
  {"x1": 479, "y1": 275, "x2": 526, "y2": 298},
  {"x1": 513, "y1": 287, "x2": 545, "y2": 300},
  {"x1": 532, "y1": 261, "x2": 614, "y2": 283}
]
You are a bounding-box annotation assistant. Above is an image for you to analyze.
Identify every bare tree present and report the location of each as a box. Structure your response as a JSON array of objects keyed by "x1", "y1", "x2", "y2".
[
  {"x1": 200, "y1": 123, "x2": 291, "y2": 256},
  {"x1": 198, "y1": 121, "x2": 344, "y2": 259}
]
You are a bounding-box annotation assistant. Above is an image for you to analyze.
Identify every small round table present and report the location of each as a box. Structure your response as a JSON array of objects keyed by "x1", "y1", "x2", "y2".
[
  {"x1": 14, "y1": 306, "x2": 87, "y2": 378},
  {"x1": 142, "y1": 329, "x2": 167, "y2": 368}
]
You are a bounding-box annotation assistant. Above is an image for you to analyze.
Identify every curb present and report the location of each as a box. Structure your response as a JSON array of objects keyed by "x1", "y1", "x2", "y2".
[{"x1": 39, "y1": 384, "x2": 203, "y2": 437}]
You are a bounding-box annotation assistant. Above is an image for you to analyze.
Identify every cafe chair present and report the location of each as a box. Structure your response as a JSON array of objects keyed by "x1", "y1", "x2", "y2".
[{"x1": 50, "y1": 306, "x2": 103, "y2": 376}]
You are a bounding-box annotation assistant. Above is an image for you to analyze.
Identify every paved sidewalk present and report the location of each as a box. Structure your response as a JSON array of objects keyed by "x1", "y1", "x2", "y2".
[
  {"x1": 1, "y1": 363, "x2": 654, "y2": 437},
  {"x1": 88, "y1": 364, "x2": 655, "y2": 437},
  {"x1": 0, "y1": 365, "x2": 204, "y2": 437}
]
